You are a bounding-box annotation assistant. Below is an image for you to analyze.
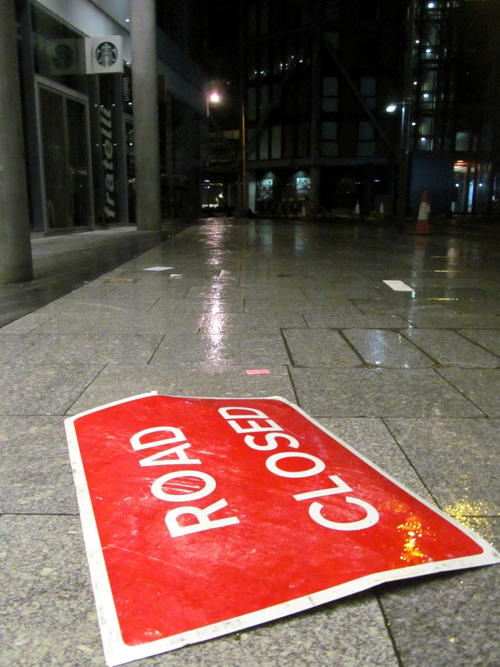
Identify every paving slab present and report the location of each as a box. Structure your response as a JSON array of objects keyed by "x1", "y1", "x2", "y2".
[
  {"x1": 290, "y1": 368, "x2": 484, "y2": 418},
  {"x1": 459, "y1": 329, "x2": 500, "y2": 356},
  {"x1": 0, "y1": 361, "x2": 104, "y2": 415},
  {"x1": 199, "y1": 312, "x2": 307, "y2": 335},
  {"x1": 316, "y1": 417, "x2": 433, "y2": 500},
  {"x1": 379, "y1": 528, "x2": 499, "y2": 667},
  {"x1": 407, "y1": 313, "x2": 500, "y2": 329},
  {"x1": 0, "y1": 333, "x2": 48, "y2": 363},
  {"x1": 16, "y1": 333, "x2": 164, "y2": 366},
  {"x1": 402, "y1": 329, "x2": 500, "y2": 367},
  {"x1": 437, "y1": 368, "x2": 500, "y2": 417},
  {"x1": 283, "y1": 329, "x2": 363, "y2": 368},
  {"x1": 30, "y1": 310, "x2": 203, "y2": 335},
  {"x1": 343, "y1": 329, "x2": 434, "y2": 368},
  {"x1": 384, "y1": 418, "x2": 499, "y2": 515},
  {"x1": 0, "y1": 515, "x2": 102, "y2": 667},
  {"x1": 303, "y1": 313, "x2": 409, "y2": 328},
  {"x1": 151, "y1": 332, "x2": 290, "y2": 366},
  {"x1": 0, "y1": 417, "x2": 77, "y2": 513},
  {"x1": 67, "y1": 363, "x2": 295, "y2": 415}
]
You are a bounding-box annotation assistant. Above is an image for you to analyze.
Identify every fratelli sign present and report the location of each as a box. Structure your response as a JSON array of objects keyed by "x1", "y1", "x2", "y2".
[{"x1": 65, "y1": 393, "x2": 499, "y2": 666}]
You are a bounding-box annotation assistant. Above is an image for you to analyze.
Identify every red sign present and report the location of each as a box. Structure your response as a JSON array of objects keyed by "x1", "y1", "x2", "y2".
[{"x1": 65, "y1": 394, "x2": 499, "y2": 666}]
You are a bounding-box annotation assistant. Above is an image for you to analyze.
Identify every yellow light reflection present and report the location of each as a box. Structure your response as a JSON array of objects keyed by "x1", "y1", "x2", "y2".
[
  {"x1": 397, "y1": 516, "x2": 430, "y2": 563},
  {"x1": 443, "y1": 500, "x2": 495, "y2": 544}
]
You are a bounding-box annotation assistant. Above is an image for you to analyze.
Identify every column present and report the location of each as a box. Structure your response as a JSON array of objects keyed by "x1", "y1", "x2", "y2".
[
  {"x1": 0, "y1": 0, "x2": 33, "y2": 282},
  {"x1": 130, "y1": 0, "x2": 161, "y2": 230}
]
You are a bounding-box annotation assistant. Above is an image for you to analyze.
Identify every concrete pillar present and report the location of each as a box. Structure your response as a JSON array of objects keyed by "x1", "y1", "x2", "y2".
[
  {"x1": 0, "y1": 0, "x2": 33, "y2": 283},
  {"x1": 130, "y1": 0, "x2": 161, "y2": 230}
]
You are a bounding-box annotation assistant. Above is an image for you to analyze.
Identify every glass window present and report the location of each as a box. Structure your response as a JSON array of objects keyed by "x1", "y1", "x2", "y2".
[
  {"x1": 283, "y1": 123, "x2": 295, "y2": 157},
  {"x1": 358, "y1": 142, "x2": 376, "y2": 157},
  {"x1": 271, "y1": 125, "x2": 282, "y2": 158},
  {"x1": 322, "y1": 97, "x2": 338, "y2": 112},
  {"x1": 455, "y1": 131, "x2": 471, "y2": 151},
  {"x1": 260, "y1": 85, "x2": 269, "y2": 115},
  {"x1": 360, "y1": 77, "x2": 376, "y2": 110},
  {"x1": 321, "y1": 141, "x2": 338, "y2": 156},
  {"x1": 247, "y1": 87, "x2": 257, "y2": 122},
  {"x1": 359, "y1": 121, "x2": 374, "y2": 140},
  {"x1": 323, "y1": 77, "x2": 338, "y2": 96},
  {"x1": 259, "y1": 127, "x2": 269, "y2": 159},
  {"x1": 322, "y1": 76, "x2": 339, "y2": 113},
  {"x1": 297, "y1": 122, "x2": 310, "y2": 157},
  {"x1": 360, "y1": 77, "x2": 376, "y2": 97},
  {"x1": 248, "y1": 128, "x2": 257, "y2": 160},
  {"x1": 321, "y1": 121, "x2": 337, "y2": 140}
]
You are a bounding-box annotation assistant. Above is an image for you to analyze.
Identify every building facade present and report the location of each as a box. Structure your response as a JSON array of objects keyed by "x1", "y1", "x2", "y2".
[
  {"x1": 203, "y1": 0, "x2": 499, "y2": 218},
  {"x1": 14, "y1": 0, "x2": 205, "y2": 233}
]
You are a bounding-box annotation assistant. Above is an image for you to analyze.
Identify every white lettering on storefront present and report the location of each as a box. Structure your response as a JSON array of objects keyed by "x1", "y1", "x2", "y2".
[{"x1": 100, "y1": 106, "x2": 116, "y2": 219}]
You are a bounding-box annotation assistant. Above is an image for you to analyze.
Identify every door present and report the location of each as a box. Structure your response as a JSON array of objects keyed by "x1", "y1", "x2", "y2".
[{"x1": 37, "y1": 78, "x2": 94, "y2": 230}]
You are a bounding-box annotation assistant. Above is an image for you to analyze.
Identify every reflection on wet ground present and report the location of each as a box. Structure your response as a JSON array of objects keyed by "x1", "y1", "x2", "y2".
[
  {"x1": 0, "y1": 222, "x2": 190, "y2": 327},
  {"x1": 1, "y1": 215, "x2": 499, "y2": 666}
]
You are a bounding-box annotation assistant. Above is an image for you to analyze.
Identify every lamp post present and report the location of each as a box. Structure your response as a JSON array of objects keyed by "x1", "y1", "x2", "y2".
[{"x1": 386, "y1": 97, "x2": 413, "y2": 221}]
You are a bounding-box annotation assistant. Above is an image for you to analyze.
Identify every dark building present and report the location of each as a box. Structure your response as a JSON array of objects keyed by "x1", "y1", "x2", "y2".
[{"x1": 202, "y1": 0, "x2": 499, "y2": 218}]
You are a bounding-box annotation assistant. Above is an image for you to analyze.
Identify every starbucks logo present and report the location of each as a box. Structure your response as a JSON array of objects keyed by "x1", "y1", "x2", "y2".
[{"x1": 95, "y1": 41, "x2": 118, "y2": 67}]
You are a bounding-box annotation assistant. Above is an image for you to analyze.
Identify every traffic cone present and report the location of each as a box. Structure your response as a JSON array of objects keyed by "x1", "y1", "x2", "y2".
[
  {"x1": 415, "y1": 191, "x2": 430, "y2": 234},
  {"x1": 352, "y1": 201, "x2": 360, "y2": 218}
]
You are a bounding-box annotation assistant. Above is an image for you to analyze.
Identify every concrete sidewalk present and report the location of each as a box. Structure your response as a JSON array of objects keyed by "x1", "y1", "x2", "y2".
[{"x1": 1, "y1": 217, "x2": 499, "y2": 666}]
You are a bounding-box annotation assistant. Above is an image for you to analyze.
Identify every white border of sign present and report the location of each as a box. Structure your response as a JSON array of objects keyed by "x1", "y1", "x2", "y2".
[{"x1": 65, "y1": 393, "x2": 500, "y2": 667}]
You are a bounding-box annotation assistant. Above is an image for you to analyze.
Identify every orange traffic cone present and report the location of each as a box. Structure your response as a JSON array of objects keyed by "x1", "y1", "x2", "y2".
[{"x1": 415, "y1": 191, "x2": 430, "y2": 234}]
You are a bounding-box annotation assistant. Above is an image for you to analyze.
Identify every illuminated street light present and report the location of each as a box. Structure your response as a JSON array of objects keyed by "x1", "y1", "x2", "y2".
[
  {"x1": 206, "y1": 90, "x2": 222, "y2": 116},
  {"x1": 386, "y1": 103, "x2": 398, "y2": 113}
]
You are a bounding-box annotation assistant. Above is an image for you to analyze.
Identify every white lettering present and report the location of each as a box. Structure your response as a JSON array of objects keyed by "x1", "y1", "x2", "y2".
[
  {"x1": 228, "y1": 418, "x2": 283, "y2": 434},
  {"x1": 244, "y1": 432, "x2": 300, "y2": 451},
  {"x1": 265, "y1": 451, "x2": 325, "y2": 478},
  {"x1": 140, "y1": 444, "x2": 201, "y2": 468},
  {"x1": 218, "y1": 406, "x2": 271, "y2": 420},
  {"x1": 293, "y1": 474, "x2": 352, "y2": 501},
  {"x1": 103, "y1": 138, "x2": 113, "y2": 160},
  {"x1": 165, "y1": 499, "x2": 240, "y2": 537},
  {"x1": 131, "y1": 426, "x2": 187, "y2": 450},
  {"x1": 308, "y1": 498, "x2": 379, "y2": 531},
  {"x1": 151, "y1": 470, "x2": 215, "y2": 502},
  {"x1": 105, "y1": 173, "x2": 114, "y2": 192}
]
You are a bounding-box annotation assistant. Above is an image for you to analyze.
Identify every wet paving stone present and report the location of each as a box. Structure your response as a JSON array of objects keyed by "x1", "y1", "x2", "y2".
[
  {"x1": 283, "y1": 328, "x2": 363, "y2": 368},
  {"x1": 343, "y1": 329, "x2": 434, "y2": 368},
  {"x1": 290, "y1": 367, "x2": 484, "y2": 418},
  {"x1": 403, "y1": 329, "x2": 500, "y2": 368}
]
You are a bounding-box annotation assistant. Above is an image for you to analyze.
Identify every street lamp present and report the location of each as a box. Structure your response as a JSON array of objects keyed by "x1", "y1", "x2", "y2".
[
  {"x1": 206, "y1": 90, "x2": 221, "y2": 117},
  {"x1": 386, "y1": 98, "x2": 413, "y2": 219}
]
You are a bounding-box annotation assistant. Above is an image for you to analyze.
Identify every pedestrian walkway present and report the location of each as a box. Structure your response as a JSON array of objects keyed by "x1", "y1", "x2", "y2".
[
  {"x1": 0, "y1": 222, "x2": 188, "y2": 327},
  {"x1": 1, "y1": 216, "x2": 499, "y2": 666}
]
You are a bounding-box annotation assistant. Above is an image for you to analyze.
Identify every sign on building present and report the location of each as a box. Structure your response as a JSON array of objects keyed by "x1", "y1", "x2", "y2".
[
  {"x1": 85, "y1": 36, "x2": 123, "y2": 74},
  {"x1": 65, "y1": 394, "x2": 499, "y2": 666}
]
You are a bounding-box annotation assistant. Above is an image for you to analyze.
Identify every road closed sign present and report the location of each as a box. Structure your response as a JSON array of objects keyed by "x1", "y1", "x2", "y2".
[{"x1": 65, "y1": 393, "x2": 499, "y2": 666}]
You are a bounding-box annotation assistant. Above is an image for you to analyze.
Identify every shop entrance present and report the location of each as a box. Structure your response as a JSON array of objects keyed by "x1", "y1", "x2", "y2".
[{"x1": 36, "y1": 77, "x2": 94, "y2": 231}]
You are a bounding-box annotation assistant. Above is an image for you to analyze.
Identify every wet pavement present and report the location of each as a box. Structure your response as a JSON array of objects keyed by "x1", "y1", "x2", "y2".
[{"x1": 1, "y1": 216, "x2": 499, "y2": 666}]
